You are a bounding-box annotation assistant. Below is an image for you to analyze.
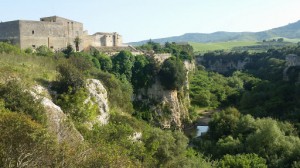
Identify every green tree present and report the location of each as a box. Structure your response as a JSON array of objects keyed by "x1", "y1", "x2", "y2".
[
  {"x1": 56, "y1": 62, "x2": 85, "y2": 93},
  {"x1": 131, "y1": 55, "x2": 159, "y2": 90},
  {"x1": 143, "y1": 128, "x2": 189, "y2": 167},
  {"x1": 74, "y1": 36, "x2": 81, "y2": 52},
  {"x1": 62, "y1": 44, "x2": 74, "y2": 57},
  {"x1": 97, "y1": 53, "x2": 113, "y2": 71},
  {"x1": 159, "y1": 57, "x2": 186, "y2": 90},
  {"x1": 245, "y1": 118, "x2": 300, "y2": 168},
  {"x1": 208, "y1": 107, "x2": 241, "y2": 140},
  {"x1": 111, "y1": 50, "x2": 135, "y2": 81}
]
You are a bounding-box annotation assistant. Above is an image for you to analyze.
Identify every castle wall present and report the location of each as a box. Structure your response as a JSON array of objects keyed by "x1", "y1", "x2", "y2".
[
  {"x1": 104, "y1": 34, "x2": 113, "y2": 46},
  {"x1": 19, "y1": 21, "x2": 67, "y2": 50},
  {"x1": 116, "y1": 34, "x2": 122, "y2": 46},
  {"x1": 0, "y1": 21, "x2": 20, "y2": 45},
  {"x1": 82, "y1": 35, "x2": 95, "y2": 49},
  {"x1": 0, "y1": 16, "x2": 122, "y2": 51},
  {"x1": 83, "y1": 32, "x2": 123, "y2": 48},
  {"x1": 19, "y1": 17, "x2": 84, "y2": 51}
]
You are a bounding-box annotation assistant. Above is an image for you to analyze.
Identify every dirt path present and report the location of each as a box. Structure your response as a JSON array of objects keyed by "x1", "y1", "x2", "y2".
[{"x1": 196, "y1": 109, "x2": 217, "y2": 126}]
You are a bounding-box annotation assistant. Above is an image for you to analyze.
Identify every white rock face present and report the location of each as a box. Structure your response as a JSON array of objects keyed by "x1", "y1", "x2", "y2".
[
  {"x1": 129, "y1": 132, "x2": 142, "y2": 142},
  {"x1": 135, "y1": 61, "x2": 194, "y2": 129},
  {"x1": 85, "y1": 79, "x2": 109, "y2": 126},
  {"x1": 31, "y1": 85, "x2": 84, "y2": 144},
  {"x1": 160, "y1": 89, "x2": 185, "y2": 128},
  {"x1": 137, "y1": 80, "x2": 188, "y2": 129}
]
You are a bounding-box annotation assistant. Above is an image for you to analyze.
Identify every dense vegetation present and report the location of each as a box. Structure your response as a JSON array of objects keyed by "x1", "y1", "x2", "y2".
[
  {"x1": 1, "y1": 40, "x2": 300, "y2": 167},
  {"x1": 192, "y1": 45, "x2": 300, "y2": 121},
  {"x1": 0, "y1": 42, "x2": 218, "y2": 167},
  {"x1": 189, "y1": 44, "x2": 300, "y2": 167}
]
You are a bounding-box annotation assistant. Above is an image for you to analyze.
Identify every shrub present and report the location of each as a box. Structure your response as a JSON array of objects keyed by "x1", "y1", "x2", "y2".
[
  {"x1": 95, "y1": 71, "x2": 133, "y2": 114},
  {"x1": 24, "y1": 47, "x2": 33, "y2": 54},
  {"x1": 0, "y1": 112, "x2": 57, "y2": 167},
  {"x1": 62, "y1": 44, "x2": 74, "y2": 57},
  {"x1": 68, "y1": 55, "x2": 93, "y2": 72},
  {"x1": 219, "y1": 154, "x2": 267, "y2": 168},
  {"x1": 57, "y1": 88, "x2": 98, "y2": 123},
  {"x1": 56, "y1": 62, "x2": 85, "y2": 93},
  {"x1": 35, "y1": 45, "x2": 53, "y2": 56},
  {"x1": 0, "y1": 80, "x2": 46, "y2": 123},
  {"x1": 0, "y1": 42, "x2": 22, "y2": 54}
]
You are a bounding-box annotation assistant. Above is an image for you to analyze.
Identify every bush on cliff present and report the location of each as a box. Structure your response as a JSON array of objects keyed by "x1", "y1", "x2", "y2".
[{"x1": 0, "y1": 80, "x2": 46, "y2": 123}]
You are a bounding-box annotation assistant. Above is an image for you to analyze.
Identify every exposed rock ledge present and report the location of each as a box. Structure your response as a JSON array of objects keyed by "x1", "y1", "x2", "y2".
[
  {"x1": 84, "y1": 79, "x2": 109, "y2": 127},
  {"x1": 31, "y1": 85, "x2": 84, "y2": 144}
]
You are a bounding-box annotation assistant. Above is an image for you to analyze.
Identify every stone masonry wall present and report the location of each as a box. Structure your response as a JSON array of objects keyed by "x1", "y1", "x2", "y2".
[
  {"x1": 0, "y1": 16, "x2": 123, "y2": 51},
  {"x1": 19, "y1": 21, "x2": 67, "y2": 50},
  {"x1": 0, "y1": 21, "x2": 20, "y2": 45}
]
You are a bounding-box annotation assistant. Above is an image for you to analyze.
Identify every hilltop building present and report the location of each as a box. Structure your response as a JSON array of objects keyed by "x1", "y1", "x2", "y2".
[{"x1": 0, "y1": 16, "x2": 123, "y2": 51}]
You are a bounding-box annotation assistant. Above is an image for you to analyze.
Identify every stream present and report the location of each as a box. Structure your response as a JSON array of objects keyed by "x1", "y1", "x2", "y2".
[{"x1": 196, "y1": 126, "x2": 209, "y2": 137}]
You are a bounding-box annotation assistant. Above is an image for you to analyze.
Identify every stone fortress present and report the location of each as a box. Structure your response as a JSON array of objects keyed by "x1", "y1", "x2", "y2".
[{"x1": 0, "y1": 16, "x2": 123, "y2": 51}]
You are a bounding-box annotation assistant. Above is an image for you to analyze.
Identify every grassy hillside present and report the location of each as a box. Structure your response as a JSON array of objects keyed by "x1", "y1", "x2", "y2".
[
  {"x1": 0, "y1": 53, "x2": 57, "y2": 84},
  {"x1": 189, "y1": 41, "x2": 258, "y2": 53},
  {"x1": 271, "y1": 37, "x2": 300, "y2": 43},
  {"x1": 129, "y1": 20, "x2": 300, "y2": 45}
]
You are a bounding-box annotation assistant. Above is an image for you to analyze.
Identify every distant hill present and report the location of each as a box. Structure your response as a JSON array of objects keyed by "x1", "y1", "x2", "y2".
[{"x1": 129, "y1": 20, "x2": 300, "y2": 45}]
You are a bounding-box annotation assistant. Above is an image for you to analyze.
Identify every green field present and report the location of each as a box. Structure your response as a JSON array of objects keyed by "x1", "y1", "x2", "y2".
[
  {"x1": 274, "y1": 37, "x2": 300, "y2": 43},
  {"x1": 189, "y1": 41, "x2": 258, "y2": 53}
]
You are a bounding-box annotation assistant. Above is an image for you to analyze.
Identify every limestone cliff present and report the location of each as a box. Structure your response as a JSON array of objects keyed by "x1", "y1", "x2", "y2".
[
  {"x1": 30, "y1": 79, "x2": 110, "y2": 143},
  {"x1": 31, "y1": 85, "x2": 84, "y2": 145},
  {"x1": 196, "y1": 56, "x2": 249, "y2": 74},
  {"x1": 135, "y1": 61, "x2": 194, "y2": 129},
  {"x1": 283, "y1": 54, "x2": 300, "y2": 82},
  {"x1": 84, "y1": 79, "x2": 109, "y2": 127}
]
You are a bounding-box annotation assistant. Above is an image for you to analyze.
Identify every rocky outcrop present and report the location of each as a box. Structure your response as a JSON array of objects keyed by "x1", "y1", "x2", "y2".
[
  {"x1": 129, "y1": 132, "x2": 142, "y2": 142},
  {"x1": 196, "y1": 56, "x2": 250, "y2": 74},
  {"x1": 207, "y1": 59, "x2": 248, "y2": 73},
  {"x1": 135, "y1": 61, "x2": 194, "y2": 129},
  {"x1": 31, "y1": 85, "x2": 84, "y2": 144},
  {"x1": 153, "y1": 53, "x2": 172, "y2": 63},
  {"x1": 283, "y1": 54, "x2": 300, "y2": 82},
  {"x1": 85, "y1": 79, "x2": 109, "y2": 127},
  {"x1": 30, "y1": 79, "x2": 109, "y2": 143},
  {"x1": 136, "y1": 80, "x2": 188, "y2": 128}
]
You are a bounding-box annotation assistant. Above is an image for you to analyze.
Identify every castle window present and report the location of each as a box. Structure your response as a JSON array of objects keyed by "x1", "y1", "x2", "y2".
[
  {"x1": 32, "y1": 30, "x2": 35, "y2": 35},
  {"x1": 32, "y1": 45, "x2": 36, "y2": 48},
  {"x1": 50, "y1": 46, "x2": 54, "y2": 49}
]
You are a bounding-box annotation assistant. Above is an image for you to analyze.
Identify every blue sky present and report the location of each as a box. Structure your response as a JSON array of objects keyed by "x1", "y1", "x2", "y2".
[{"x1": 1, "y1": 0, "x2": 300, "y2": 42}]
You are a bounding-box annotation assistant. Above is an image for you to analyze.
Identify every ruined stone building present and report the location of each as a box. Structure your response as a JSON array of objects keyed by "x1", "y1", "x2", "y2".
[{"x1": 0, "y1": 16, "x2": 123, "y2": 51}]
